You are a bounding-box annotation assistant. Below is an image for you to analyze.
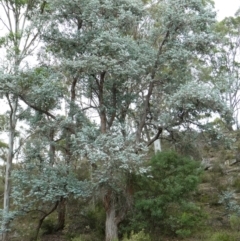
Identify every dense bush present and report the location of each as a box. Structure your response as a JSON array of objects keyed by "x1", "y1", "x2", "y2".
[{"x1": 122, "y1": 151, "x2": 203, "y2": 239}]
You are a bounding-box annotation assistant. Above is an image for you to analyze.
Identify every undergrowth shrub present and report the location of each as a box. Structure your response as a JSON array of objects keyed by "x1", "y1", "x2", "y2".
[
  {"x1": 122, "y1": 230, "x2": 151, "y2": 241},
  {"x1": 229, "y1": 214, "x2": 240, "y2": 231},
  {"x1": 122, "y1": 151, "x2": 204, "y2": 239},
  {"x1": 209, "y1": 231, "x2": 238, "y2": 241},
  {"x1": 71, "y1": 236, "x2": 84, "y2": 241}
]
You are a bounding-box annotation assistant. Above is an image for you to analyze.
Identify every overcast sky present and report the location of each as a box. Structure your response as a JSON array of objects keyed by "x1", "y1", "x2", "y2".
[{"x1": 214, "y1": 0, "x2": 240, "y2": 20}]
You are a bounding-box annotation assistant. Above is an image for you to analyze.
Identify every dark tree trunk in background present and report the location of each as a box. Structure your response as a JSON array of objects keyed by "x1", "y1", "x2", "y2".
[{"x1": 55, "y1": 197, "x2": 66, "y2": 231}]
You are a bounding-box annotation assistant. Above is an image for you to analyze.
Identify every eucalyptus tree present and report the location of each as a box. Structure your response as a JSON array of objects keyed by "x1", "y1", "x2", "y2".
[
  {"x1": 9, "y1": 65, "x2": 91, "y2": 239},
  {"x1": 11, "y1": 129, "x2": 90, "y2": 240},
  {"x1": 0, "y1": 0, "x2": 46, "y2": 240},
  {"x1": 35, "y1": 0, "x2": 230, "y2": 240},
  {"x1": 211, "y1": 15, "x2": 240, "y2": 129},
  {"x1": 135, "y1": 0, "x2": 229, "y2": 141},
  {"x1": 36, "y1": 1, "x2": 152, "y2": 240}
]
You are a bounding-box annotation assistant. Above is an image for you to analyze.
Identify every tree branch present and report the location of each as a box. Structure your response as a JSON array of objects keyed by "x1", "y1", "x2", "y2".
[
  {"x1": 147, "y1": 127, "x2": 163, "y2": 146},
  {"x1": 19, "y1": 94, "x2": 56, "y2": 120}
]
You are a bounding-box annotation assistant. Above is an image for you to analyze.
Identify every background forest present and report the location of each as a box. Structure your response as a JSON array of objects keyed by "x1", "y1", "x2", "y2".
[{"x1": 0, "y1": 0, "x2": 240, "y2": 241}]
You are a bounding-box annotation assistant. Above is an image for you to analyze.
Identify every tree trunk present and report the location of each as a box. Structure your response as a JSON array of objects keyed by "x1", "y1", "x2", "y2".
[
  {"x1": 2, "y1": 129, "x2": 13, "y2": 241},
  {"x1": 105, "y1": 204, "x2": 118, "y2": 241},
  {"x1": 55, "y1": 198, "x2": 66, "y2": 231},
  {"x1": 2, "y1": 97, "x2": 18, "y2": 241},
  {"x1": 33, "y1": 201, "x2": 59, "y2": 241},
  {"x1": 33, "y1": 217, "x2": 45, "y2": 241}
]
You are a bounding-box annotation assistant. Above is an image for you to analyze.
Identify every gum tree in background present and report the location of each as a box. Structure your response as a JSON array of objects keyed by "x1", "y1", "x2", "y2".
[
  {"x1": 0, "y1": 1, "x2": 45, "y2": 240},
  {"x1": 213, "y1": 14, "x2": 240, "y2": 129}
]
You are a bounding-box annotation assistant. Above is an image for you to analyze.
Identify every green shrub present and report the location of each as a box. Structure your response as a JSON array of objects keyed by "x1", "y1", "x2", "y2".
[
  {"x1": 229, "y1": 214, "x2": 240, "y2": 231},
  {"x1": 209, "y1": 231, "x2": 237, "y2": 241},
  {"x1": 122, "y1": 230, "x2": 151, "y2": 241},
  {"x1": 71, "y1": 233, "x2": 105, "y2": 241},
  {"x1": 71, "y1": 236, "x2": 84, "y2": 241},
  {"x1": 165, "y1": 202, "x2": 206, "y2": 238},
  {"x1": 175, "y1": 229, "x2": 191, "y2": 238},
  {"x1": 124, "y1": 151, "x2": 203, "y2": 238}
]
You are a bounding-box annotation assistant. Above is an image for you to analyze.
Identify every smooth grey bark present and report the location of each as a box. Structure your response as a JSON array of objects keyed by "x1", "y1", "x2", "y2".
[
  {"x1": 2, "y1": 96, "x2": 18, "y2": 241},
  {"x1": 104, "y1": 191, "x2": 118, "y2": 241},
  {"x1": 105, "y1": 204, "x2": 118, "y2": 241}
]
